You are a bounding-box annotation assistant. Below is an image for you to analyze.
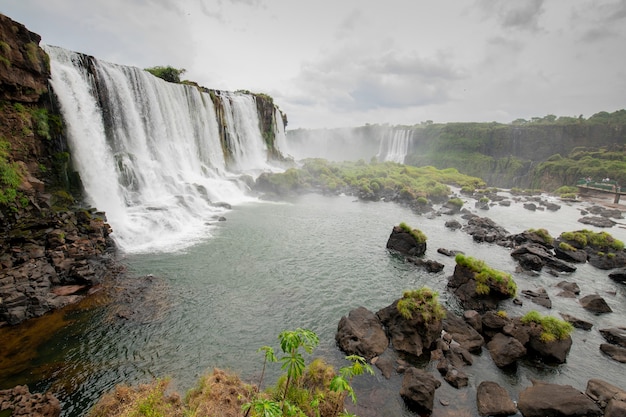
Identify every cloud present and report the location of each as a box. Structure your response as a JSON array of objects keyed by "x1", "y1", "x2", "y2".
[
  {"x1": 476, "y1": 0, "x2": 546, "y2": 31},
  {"x1": 292, "y1": 46, "x2": 465, "y2": 113}
]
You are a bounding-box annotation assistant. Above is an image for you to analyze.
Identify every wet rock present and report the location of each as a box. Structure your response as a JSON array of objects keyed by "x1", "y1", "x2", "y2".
[
  {"x1": 556, "y1": 281, "x2": 581, "y2": 295},
  {"x1": 462, "y1": 216, "x2": 509, "y2": 245},
  {"x1": 399, "y1": 367, "x2": 441, "y2": 414},
  {"x1": 511, "y1": 243, "x2": 577, "y2": 273},
  {"x1": 586, "y1": 378, "x2": 626, "y2": 406},
  {"x1": 554, "y1": 241, "x2": 589, "y2": 263},
  {"x1": 437, "y1": 247, "x2": 462, "y2": 257},
  {"x1": 559, "y1": 313, "x2": 592, "y2": 331},
  {"x1": 580, "y1": 294, "x2": 612, "y2": 313},
  {"x1": 386, "y1": 225, "x2": 426, "y2": 256},
  {"x1": 0, "y1": 385, "x2": 61, "y2": 417},
  {"x1": 518, "y1": 380, "x2": 602, "y2": 417},
  {"x1": 476, "y1": 381, "x2": 517, "y2": 416},
  {"x1": 523, "y1": 202, "x2": 537, "y2": 211},
  {"x1": 599, "y1": 327, "x2": 626, "y2": 347},
  {"x1": 406, "y1": 256, "x2": 444, "y2": 273},
  {"x1": 335, "y1": 306, "x2": 388, "y2": 360},
  {"x1": 376, "y1": 299, "x2": 442, "y2": 357},
  {"x1": 526, "y1": 323, "x2": 572, "y2": 363},
  {"x1": 579, "y1": 216, "x2": 616, "y2": 228},
  {"x1": 609, "y1": 268, "x2": 626, "y2": 283},
  {"x1": 600, "y1": 344, "x2": 626, "y2": 363},
  {"x1": 487, "y1": 333, "x2": 527, "y2": 368},
  {"x1": 521, "y1": 287, "x2": 552, "y2": 309},
  {"x1": 444, "y1": 220, "x2": 462, "y2": 230},
  {"x1": 447, "y1": 264, "x2": 513, "y2": 313},
  {"x1": 463, "y1": 309, "x2": 482, "y2": 333},
  {"x1": 588, "y1": 206, "x2": 624, "y2": 219},
  {"x1": 442, "y1": 313, "x2": 484, "y2": 353}
]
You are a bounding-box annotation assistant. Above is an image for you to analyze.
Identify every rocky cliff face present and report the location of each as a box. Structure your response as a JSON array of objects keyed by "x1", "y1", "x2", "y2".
[
  {"x1": 0, "y1": 13, "x2": 116, "y2": 327},
  {"x1": 0, "y1": 14, "x2": 49, "y2": 103}
]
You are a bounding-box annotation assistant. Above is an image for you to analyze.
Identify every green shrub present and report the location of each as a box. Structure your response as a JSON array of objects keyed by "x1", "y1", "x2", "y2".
[
  {"x1": 398, "y1": 222, "x2": 427, "y2": 244},
  {"x1": 144, "y1": 66, "x2": 186, "y2": 83},
  {"x1": 447, "y1": 197, "x2": 464, "y2": 208},
  {"x1": 455, "y1": 254, "x2": 517, "y2": 297},
  {"x1": 397, "y1": 287, "x2": 446, "y2": 322},
  {"x1": 521, "y1": 311, "x2": 573, "y2": 342}
]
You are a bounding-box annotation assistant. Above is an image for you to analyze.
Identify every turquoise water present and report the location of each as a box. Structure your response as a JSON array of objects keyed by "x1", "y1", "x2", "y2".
[{"x1": 4, "y1": 193, "x2": 626, "y2": 416}]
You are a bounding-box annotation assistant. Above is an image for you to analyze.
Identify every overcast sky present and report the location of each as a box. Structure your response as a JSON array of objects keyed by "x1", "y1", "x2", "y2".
[{"x1": 2, "y1": 0, "x2": 625, "y2": 129}]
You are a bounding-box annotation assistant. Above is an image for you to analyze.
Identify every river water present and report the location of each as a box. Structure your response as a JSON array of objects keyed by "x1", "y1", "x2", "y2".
[{"x1": 2, "y1": 192, "x2": 626, "y2": 417}]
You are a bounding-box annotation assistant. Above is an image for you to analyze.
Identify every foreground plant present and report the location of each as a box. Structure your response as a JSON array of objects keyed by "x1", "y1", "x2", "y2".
[{"x1": 244, "y1": 328, "x2": 370, "y2": 417}]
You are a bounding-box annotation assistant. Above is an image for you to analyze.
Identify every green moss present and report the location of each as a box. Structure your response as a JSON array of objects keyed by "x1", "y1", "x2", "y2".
[
  {"x1": 31, "y1": 108, "x2": 51, "y2": 140},
  {"x1": 0, "y1": 55, "x2": 10, "y2": 68},
  {"x1": 455, "y1": 254, "x2": 517, "y2": 297},
  {"x1": 521, "y1": 311, "x2": 573, "y2": 342},
  {"x1": 397, "y1": 287, "x2": 446, "y2": 322},
  {"x1": 0, "y1": 139, "x2": 24, "y2": 205},
  {"x1": 558, "y1": 242, "x2": 577, "y2": 251},
  {"x1": 399, "y1": 222, "x2": 427, "y2": 244},
  {"x1": 560, "y1": 229, "x2": 624, "y2": 251},
  {"x1": 528, "y1": 228, "x2": 554, "y2": 244},
  {"x1": 25, "y1": 42, "x2": 39, "y2": 66}
]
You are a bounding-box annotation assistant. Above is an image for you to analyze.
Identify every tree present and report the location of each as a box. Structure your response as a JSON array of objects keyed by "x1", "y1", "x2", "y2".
[{"x1": 144, "y1": 66, "x2": 186, "y2": 83}]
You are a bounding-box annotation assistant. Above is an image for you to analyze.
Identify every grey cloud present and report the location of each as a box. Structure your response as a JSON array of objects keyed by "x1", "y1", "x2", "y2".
[
  {"x1": 476, "y1": 0, "x2": 545, "y2": 31},
  {"x1": 295, "y1": 49, "x2": 464, "y2": 112}
]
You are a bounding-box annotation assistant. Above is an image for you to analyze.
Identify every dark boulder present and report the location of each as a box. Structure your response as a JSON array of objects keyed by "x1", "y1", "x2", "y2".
[
  {"x1": 586, "y1": 379, "x2": 626, "y2": 409},
  {"x1": 518, "y1": 380, "x2": 602, "y2": 417},
  {"x1": 578, "y1": 216, "x2": 616, "y2": 228},
  {"x1": 335, "y1": 306, "x2": 388, "y2": 360},
  {"x1": 447, "y1": 264, "x2": 513, "y2": 312},
  {"x1": 462, "y1": 216, "x2": 509, "y2": 245},
  {"x1": 406, "y1": 256, "x2": 444, "y2": 273},
  {"x1": 486, "y1": 333, "x2": 527, "y2": 368},
  {"x1": 476, "y1": 381, "x2": 517, "y2": 416},
  {"x1": 580, "y1": 294, "x2": 612, "y2": 313},
  {"x1": 386, "y1": 225, "x2": 426, "y2": 256},
  {"x1": 376, "y1": 300, "x2": 442, "y2": 357},
  {"x1": 586, "y1": 249, "x2": 626, "y2": 270},
  {"x1": 399, "y1": 367, "x2": 441, "y2": 414},
  {"x1": 559, "y1": 313, "x2": 592, "y2": 331},
  {"x1": 600, "y1": 344, "x2": 626, "y2": 363},
  {"x1": 442, "y1": 313, "x2": 485, "y2": 353},
  {"x1": 556, "y1": 281, "x2": 581, "y2": 295},
  {"x1": 599, "y1": 327, "x2": 626, "y2": 347},
  {"x1": 521, "y1": 287, "x2": 552, "y2": 309},
  {"x1": 554, "y1": 241, "x2": 589, "y2": 263},
  {"x1": 511, "y1": 243, "x2": 577, "y2": 272},
  {"x1": 444, "y1": 220, "x2": 462, "y2": 230},
  {"x1": 525, "y1": 322, "x2": 572, "y2": 363},
  {"x1": 609, "y1": 268, "x2": 626, "y2": 283}
]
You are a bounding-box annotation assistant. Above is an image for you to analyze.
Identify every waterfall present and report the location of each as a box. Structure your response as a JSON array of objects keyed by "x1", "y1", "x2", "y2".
[
  {"x1": 376, "y1": 129, "x2": 412, "y2": 163},
  {"x1": 45, "y1": 45, "x2": 278, "y2": 253}
]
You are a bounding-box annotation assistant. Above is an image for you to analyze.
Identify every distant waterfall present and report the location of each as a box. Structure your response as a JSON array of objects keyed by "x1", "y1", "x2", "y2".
[
  {"x1": 376, "y1": 129, "x2": 412, "y2": 163},
  {"x1": 46, "y1": 45, "x2": 281, "y2": 253}
]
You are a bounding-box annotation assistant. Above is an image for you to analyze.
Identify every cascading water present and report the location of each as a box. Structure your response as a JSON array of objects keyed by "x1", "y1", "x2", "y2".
[
  {"x1": 377, "y1": 129, "x2": 412, "y2": 163},
  {"x1": 45, "y1": 45, "x2": 280, "y2": 253}
]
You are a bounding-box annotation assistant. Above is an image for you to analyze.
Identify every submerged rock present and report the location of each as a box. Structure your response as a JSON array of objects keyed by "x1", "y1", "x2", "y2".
[
  {"x1": 399, "y1": 367, "x2": 441, "y2": 413},
  {"x1": 518, "y1": 380, "x2": 602, "y2": 417}
]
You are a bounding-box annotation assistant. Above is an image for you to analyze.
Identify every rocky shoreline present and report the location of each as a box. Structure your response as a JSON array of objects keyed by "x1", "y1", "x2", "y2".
[{"x1": 333, "y1": 217, "x2": 626, "y2": 416}]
